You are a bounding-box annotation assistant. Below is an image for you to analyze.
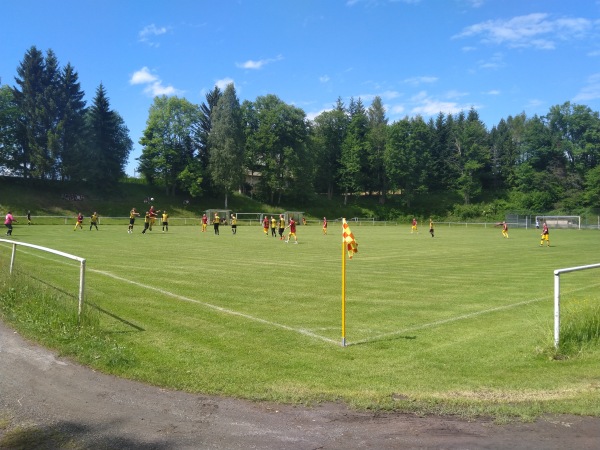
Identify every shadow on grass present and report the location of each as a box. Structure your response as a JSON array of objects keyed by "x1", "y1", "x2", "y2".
[
  {"x1": 1, "y1": 419, "x2": 175, "y2": 449},
  {"x1": 86, "y1": 301, "x2": 145, "y2": 332},
  {"x1": 348, "y1": 335, "x2": 417, "y2": 346},
  {"x1": 16, "y1": 270, "x2": 145, "y2": 333}
]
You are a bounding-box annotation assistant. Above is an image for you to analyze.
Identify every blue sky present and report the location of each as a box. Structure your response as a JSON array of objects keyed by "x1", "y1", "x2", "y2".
[{"x1": 1, "y1": 0, "x2": 599, "y2": 176}]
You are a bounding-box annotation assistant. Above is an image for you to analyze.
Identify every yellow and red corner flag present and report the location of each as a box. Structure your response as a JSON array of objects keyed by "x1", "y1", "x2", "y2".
[{"x1": 342, "y1": 218, "x2": 358, "y2": 259}]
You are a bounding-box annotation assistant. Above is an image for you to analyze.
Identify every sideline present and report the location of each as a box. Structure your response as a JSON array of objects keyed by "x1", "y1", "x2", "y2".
[{"x1": 90, "y1": 268, "x2": 340, "y2": 345}]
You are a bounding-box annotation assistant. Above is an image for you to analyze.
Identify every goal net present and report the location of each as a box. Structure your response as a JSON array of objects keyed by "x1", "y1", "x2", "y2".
[{"x1": 535, "y1": 215, "x2": 581, "y2": 229}]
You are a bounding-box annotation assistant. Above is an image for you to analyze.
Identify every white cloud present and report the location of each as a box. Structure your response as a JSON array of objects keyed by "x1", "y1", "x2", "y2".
[
  {"x1": 409, "y1": 91, "x2": 474, "y2": 117},
  {"x1": 454, "y1": 13, "x2": 593, "y2": 50},
  {"x1": 130, "y1": 67, "x2": 158, "y2": 85},
  {"x1": 573, "y1": 73, "x2": 600, "y2": 102},
  {"x1": 484, "y1": 89, "x2": 501, "y2": 95},
  {"x1": 388, "y1": 104, "x2": 405, "y2": 116},
  {"x1": 236, "y1": 55, "x2": 283, "y2": 70},
  {"x1": 306, "y1": 108, "x2": 330, "y2": 121},
  {"x1": 404, "y1": 76, "x2": 438, "y2": 86},
  {"x1": 445, "y1": 89, "x2": 468, "y2": 99},
  {"x1": 129, "y1": 67, "x2": 181, "y2": 97},
  {"x1": 319, "y1": 75, "x2": 330, "y2": 83},
  {"x1": 139, "y1": 24, "x2": 168, "y2": 46},
  {"x1": 477, "y1": 52, "x2": 505, "y2": 70},
  {"x1": 215, "y1": 77, "x2": 235, "y2": 90}
]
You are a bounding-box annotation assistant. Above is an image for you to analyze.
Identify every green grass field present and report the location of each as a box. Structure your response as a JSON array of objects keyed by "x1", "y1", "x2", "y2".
[{"x1": 1, "y1": 221, "x2": 599, "y2": 420}]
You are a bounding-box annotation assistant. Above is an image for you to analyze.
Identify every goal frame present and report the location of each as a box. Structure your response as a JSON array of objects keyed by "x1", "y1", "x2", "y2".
[
  {"x1": 0, "y1": 239, "x2": 86, "y2": 323},
  {"x1": 536, "y1": 215, "x2": 581, "y2": 229}
]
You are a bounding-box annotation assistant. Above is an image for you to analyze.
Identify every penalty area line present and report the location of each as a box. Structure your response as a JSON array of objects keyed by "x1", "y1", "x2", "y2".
[{"x1": 89, "y1": 269, "x2": 338, "y2": 346}]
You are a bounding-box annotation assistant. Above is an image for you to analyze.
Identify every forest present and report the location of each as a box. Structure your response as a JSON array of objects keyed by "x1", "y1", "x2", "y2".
[{"x1": 2, "y1": 46, "x2": 600, "y2": 218}]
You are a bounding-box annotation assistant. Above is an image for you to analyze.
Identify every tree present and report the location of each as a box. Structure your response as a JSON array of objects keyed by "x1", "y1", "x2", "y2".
[
  {"x1": 208, "y1": 83, "x2": 245, "y2": 208},
  {"x1": 339, "y1": 98, "x2": 368, "y2": 204},
  {"x1": 366, "y1": 96, "x2": 388, "y2": 204},
  {"x1": 138, "y1": 95, "x2": 201, "y2": 195},
  {"x1": 243, "y1": 94, "x2": 312, "y2": 204},
  {"x1": 11, "y1": 46, "x2": 62, "y2": 178},
  {"x1": 312, "y1": 98, "x2": 348, "y2": 199},
  {"x1": 85, "y1": 83, "x2": 132, "y2": 186},
  {"x1": 451, "y1": 109, "x2": 490, "y2": 204},
  {"x1": 0, "y1": 85, "x2": 19, "y2": 174},
  {"x1": 194, "y1": 86, "x2": 221, "y2": 191},
  {"x1": 56, "y1": 63, "x2": 87, "y2": 181}
]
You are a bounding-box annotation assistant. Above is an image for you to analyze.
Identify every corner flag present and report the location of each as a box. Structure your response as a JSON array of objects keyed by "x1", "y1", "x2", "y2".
[{"x1": 342, "y1": 218, "x2": 358, "y2": 259}]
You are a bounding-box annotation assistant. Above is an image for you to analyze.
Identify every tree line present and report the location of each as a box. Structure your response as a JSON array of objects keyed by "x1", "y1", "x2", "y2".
[
  {"x1": 0, "y1": 46, "x2": 132, "y2": 186},
  {"x1": 2, "y1": 46, "x2": 600, "y2": 215}
]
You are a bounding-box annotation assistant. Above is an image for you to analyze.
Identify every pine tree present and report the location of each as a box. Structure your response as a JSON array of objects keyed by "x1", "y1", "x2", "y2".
[{"x1": 85, "y1": 83, "x2": 132, "y2": 186}]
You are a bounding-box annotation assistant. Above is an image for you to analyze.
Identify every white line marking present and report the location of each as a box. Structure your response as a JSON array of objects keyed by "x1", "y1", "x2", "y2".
[
  {"x1": 350, "y1": 282, "x2": 600, "y2": 346},
  {"x1": 89, "y1": 269, "x2": 339, "y2": 345}
]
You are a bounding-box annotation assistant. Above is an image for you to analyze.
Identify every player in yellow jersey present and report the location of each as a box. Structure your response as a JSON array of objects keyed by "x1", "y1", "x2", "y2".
[
  {"x1": 90, "y1": 212, "x2": 99, "y2": 231},
  {"x1": 213, "y1": 213, "x2": 220, "y2": 235},
  {"x1": 540, "y1": 222, "x2": 550, "y2": 247},
  {"x1": 142, "y1": 211, "x2": 151, "y2": 234},
  {"x1": 429, "y1": 218, "x2": 434, "y2": 238},
  {"x1": 231, "y1": 214, "x2": 237, "y2": 234},
  {"x1": 270, "y1": 216, "x2": 277, "y2": 237},
  {"x1": 278, "y1": 214, "x2": 286, "y2": 240},
  {"x1": 128, "y1": 208, "x2": 140, "y2": 233},
  {"x1": 162, "y1": 211, "x2": 169, "y2": 232},
  {"x1": 502, "y1": 221, "x2": 509, "y2": 238}
]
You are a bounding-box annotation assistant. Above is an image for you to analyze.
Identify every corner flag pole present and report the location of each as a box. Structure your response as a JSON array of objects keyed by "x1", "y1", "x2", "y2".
[{"x1": 341, "y1": 220, "x2": 347, "y2": 347}]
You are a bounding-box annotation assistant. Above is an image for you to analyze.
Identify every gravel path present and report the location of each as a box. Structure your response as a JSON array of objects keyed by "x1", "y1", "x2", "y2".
[{"x1": 1, "y1": 319, "x2": 599, "y2": 449}]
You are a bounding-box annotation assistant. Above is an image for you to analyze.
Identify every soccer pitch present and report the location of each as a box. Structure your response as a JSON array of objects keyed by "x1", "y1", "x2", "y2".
[{"x1": 2, "y1": 221, "x2": 600, "y2": 416}]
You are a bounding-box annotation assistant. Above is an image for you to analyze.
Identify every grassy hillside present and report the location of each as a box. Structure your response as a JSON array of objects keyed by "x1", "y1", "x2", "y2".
[{"x1": 0, "y1": 177, "x2": 465, "y2": 222}]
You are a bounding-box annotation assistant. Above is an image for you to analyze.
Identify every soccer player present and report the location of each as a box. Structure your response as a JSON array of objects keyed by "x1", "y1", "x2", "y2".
[
  {"x1": 262, "y1": 216, "x2": 269, "y2": 235},
  {"x1": 90, "y1": 212, "x2": 99, "y2": 231},
  {"x1": 270, "y1": 216, "x2": 277, "y2": 237},
  {"x1": 148, "y1": 206, "x2": 161, "y2": 231},
  {"x1": 278, "y1": 214, "x2": 286, "y2": 240},
  {"x1": 322, "y1": 217, "x2": 327, "y2": 235},
  {"x1": 213, "y1": 212, "x2": 220, "y2": 235},
  {"x1": 73, "y1": 212, "x2": 83, "y2": 231},
  {"x1": 162, "y1": 211, "x2": 169, "y2": 232},
  {"x1": 201, "y1": 214, "x2": 208, "y2": 232},
  {"x1": 429, "y1": 218, "x2": 434, "y2": 238},
  {"x1": 502, "y1": 221, "x2": 509, "y2": 239},
  {"x1": 285, "y1": 217, "x2": 298, "y2": 244},
  {"x1": 231, "y1": 214, "x2": 237, "y2": 234},
  {"x1": 411, "y1": 218, "x2": 418, "y2": 234},
  {"x1": 128, "y1": 207, "x2": 140, "y2": 233},
  {"x1": 27, "y1": 210, "x2": 31, "y2": 225},
  {"x1": 4, "y1": 211, "x2": 17, "y2": 236},
  {"x1": 540, "y1": 222, "x2": 550, "y2": 247},
  {"x1": 142, "y1": 211, "x2": 150, "y2": 234}
]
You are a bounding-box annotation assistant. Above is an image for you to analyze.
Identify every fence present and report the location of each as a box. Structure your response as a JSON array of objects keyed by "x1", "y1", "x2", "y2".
[
  {"x1": 553, "y1": 263, "x2": 600, "y2": 348},
  {"x1": 0, "y1": 238, "x2": 86, "y2": 323},
  {"x1": 9, "y1": 215, "x2": 600, "y2": 229}
]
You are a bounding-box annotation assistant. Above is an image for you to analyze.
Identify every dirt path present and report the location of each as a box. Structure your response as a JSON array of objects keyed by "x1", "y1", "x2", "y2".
[{"x1": 1, "y1": 319, "x2": 599, "y2": 449}]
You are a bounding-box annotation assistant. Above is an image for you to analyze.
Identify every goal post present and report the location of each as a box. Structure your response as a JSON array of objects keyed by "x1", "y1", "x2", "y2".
[
  {"x1": 0, "y1": 239, "x2": 86, "y2": 323},
  {"x1": 553, "y1": 262, "x2": 600, "y2": 348},
  {"x1": 536, "y1": 215, "x2": 581, "y2": 229}
]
